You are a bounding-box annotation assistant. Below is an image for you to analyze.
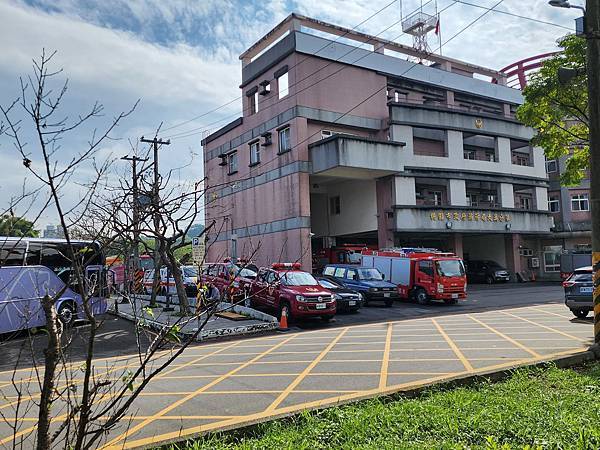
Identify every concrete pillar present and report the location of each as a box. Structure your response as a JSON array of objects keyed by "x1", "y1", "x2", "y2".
[
  {"x1": 535, "y1": 186, "x2": 548, "y2": 211},
  {"x1": 393, "y1": 176, "x2": 416, "y2": 206},
  {"x1": 377, "y1": 178, "x2": 395, "y2": 250},
  {"x1": 504, "y1": 233, "x2": 521, "y2": 280},
  {"x1": 446, "y1": 130, "x2": 463, "y2": 160},
  {"x1": 390, "y1": 124, "x2": 414, "y2": 156},
  {"x1": 496, "y1": 137, "x2": 512, "y2": 166},
  {"x1": 449, "y1": 234, "x2": 463, "y2": 258},
  {"x1": 532, "y1": 146, "x2": 547, "y2": 178},
  {"x1": 500, "y1": 183, "x2": 515, "y2": 208},
  {"x1": 449, "y1": 179, "x2": 467, "y2": 206}
]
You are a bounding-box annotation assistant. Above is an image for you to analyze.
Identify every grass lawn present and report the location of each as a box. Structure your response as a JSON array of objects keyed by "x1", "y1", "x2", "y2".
[{"x1": 169, "y1": 363, "x2": 600, "y2": 450}]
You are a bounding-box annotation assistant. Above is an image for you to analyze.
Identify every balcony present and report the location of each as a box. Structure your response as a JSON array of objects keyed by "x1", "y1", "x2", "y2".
[{"x1": 309, "y1": 135, "x2": 405, "y2": 179}]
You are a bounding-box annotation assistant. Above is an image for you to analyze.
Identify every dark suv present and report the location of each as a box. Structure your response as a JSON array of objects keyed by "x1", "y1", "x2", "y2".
[
  {"x1": 466, "y1": 260, "x2": 510, "y2": 284},
  {"x1": 563, "y1": 266, "x2": 593, "y2": 319}
]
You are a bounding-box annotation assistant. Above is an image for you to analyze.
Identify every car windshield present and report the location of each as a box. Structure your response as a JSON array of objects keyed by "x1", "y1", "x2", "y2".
[
  {"x1": 183, "y1": 267, "x2": 198, "y2": 277},
  {"x1": 436, "y1": 260, "x2": 465, "y2": 277},
  {"x1": 357, "y1": 268, "x2": 383, "y2": 281},
  {"x1": 280, "y1": 272, "x2": 319, "y2": 286},
  {"x1": 229, "y1": 264, "x2": 257, "y2": 278},
  {"x1": 318, "y1": 278, "x2": 341, "y2": 289},
  {"x1": 485, "y1": 261, "x2": 503, "y2": 269},
  {"x1": 572, "y1": 272, "x2": 592, "y2": 282}
]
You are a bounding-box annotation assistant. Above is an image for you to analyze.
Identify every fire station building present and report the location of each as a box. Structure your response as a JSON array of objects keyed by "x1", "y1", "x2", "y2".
[{"x1": 202, "y1": 14, "x2": 554, "y2": 279}]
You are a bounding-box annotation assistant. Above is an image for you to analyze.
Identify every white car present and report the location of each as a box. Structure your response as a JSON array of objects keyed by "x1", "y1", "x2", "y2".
[{"x1": 143, "y1": 266, "x2": 198, "y2": 296}]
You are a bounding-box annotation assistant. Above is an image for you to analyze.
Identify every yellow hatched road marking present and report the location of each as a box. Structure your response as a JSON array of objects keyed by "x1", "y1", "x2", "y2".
[
  {"x1": 500, "y1": 311, "x2": 588, "y2": 342},
  {"x1": 467, "y1": 315, "x2": 540, "y2": 358},
  {"x1": 101, "y1": 334, "x2": 297, "y2": 449},
  {"x1": 265, "y1": 327, "x2": 349, "y2": 412},
  {"x1": 528, "y1": 307, "x2": 576, "y2": 320},
  {"x1": 431, "y1": 318, "x2": 473, "y2": 372},
  {"x1": 379, "y1": 323, "x2": 393, "y2": 389}
]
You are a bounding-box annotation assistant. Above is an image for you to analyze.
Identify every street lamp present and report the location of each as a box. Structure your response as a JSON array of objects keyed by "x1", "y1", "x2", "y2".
[{"x1": 548, "y1": 0, "x2": 586, "y2": 13}]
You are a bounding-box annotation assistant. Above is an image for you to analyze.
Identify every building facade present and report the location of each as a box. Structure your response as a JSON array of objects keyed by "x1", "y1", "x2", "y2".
[{"x1": 202, "y1": 14, "x2": 554, "y2": 278}]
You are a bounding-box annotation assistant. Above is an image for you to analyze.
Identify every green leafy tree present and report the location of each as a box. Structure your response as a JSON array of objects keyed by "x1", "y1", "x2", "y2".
[
  {"x1": 517, "y1": 34, "x2": 588, "y2": 185},
  {"x1": 0, "y1": 214, "x2": 39, "y2": 237}
]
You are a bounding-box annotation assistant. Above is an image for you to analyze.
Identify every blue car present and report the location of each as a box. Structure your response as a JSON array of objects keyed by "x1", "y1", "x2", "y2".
[{"x1": 322, "y1": 264, "x2": 399, "y2": 307}]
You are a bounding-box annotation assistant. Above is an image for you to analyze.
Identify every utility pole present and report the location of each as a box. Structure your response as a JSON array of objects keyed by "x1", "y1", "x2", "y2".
[
  {"x1": 140, "y1": 136, "x2": 170, "y2": 307},
  {"x1": 121, "y1": 155, "x2": 149, "y2": 289},
  {"x1": 586, "y1": 0, "x2": 600, "y2": 346}
]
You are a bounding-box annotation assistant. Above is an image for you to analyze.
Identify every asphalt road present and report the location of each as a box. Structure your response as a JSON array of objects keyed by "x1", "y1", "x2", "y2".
[{"x1": 0, "y1": 283, "x2": 567, "y2": 372}]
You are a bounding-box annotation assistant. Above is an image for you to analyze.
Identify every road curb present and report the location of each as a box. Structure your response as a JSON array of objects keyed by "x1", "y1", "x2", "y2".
[{"x1": 150, "y1": 349, "x2": 598, "y2": 450}]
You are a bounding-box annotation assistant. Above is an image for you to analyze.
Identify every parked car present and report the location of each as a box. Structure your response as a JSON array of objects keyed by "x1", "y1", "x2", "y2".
[
  {"x1": 143, "y1": 265, "x2": 199, "y2": 297},
  {"x1": 248, "y1": 263, "x2": 336, "y2": 321},
  {"x1": 201, "y1": 261, "x2": 257, "y2": 301},
  {"x1": 465, "y1": 260, "x2": 510, "y2": 284},
  {"x1": 315, "y1": 276, "x2": 362, "y2": 313},
  {"x1": 322, "y1": 264, "x2": 398, "y2": 307},
  {"x1": 563, "y1": 266, "x2": 593, "y2": 319}
]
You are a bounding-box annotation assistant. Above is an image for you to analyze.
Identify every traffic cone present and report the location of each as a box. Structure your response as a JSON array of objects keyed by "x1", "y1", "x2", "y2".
[{"x1": 278, "y1": 307, "x2": 289, "y2": 332}]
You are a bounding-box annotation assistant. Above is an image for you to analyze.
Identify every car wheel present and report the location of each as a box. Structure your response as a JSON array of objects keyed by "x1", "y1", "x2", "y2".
[
  {"x1": 572, "y1": 309, "x2": 589, "y2": 319},
  {"x1": 485, "y1": 275, "x2": 494, "y2": 285},
  {"x1": 57, "y1": 302, "x2": 76, "y2": 327},
  {"x1": 385, "y1": 299, "x2": 393, "y2": 307},
  {"x1": 279, "y1": 303, "x2": 292, "y2": 322},
  {"x1": 415, "y1": 288, "x2": 428, "y2": 305}
]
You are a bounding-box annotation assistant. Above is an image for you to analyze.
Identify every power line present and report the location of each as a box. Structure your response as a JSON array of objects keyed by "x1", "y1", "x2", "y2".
[
  {"x1": 437, "y1": 0, "x2": 503, "y2": 49},
  {"x1": 160, "y1": 0, "x2": 402, "y2": 133},
  {"x1": 454, "y1": 0, "x2": 573, "y2": 31}
]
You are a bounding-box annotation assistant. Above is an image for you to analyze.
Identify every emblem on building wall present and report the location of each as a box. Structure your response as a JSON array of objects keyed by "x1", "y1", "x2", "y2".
[{"x1": 475, "y1": 118, "x2": 484, "y2": 129}]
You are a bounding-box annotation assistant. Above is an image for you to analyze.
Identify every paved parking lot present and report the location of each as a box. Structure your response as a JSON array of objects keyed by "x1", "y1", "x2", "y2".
[{"x1": 0, "y1": 301, "x2": 592, "y2": 449}]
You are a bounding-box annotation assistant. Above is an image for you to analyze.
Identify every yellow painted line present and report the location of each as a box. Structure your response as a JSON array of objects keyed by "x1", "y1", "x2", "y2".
[
  {"x1": 500, "y1": 311, "x2": 588, "y2": 342},
  {"x1": 467, "y1": 315, "x2": 540, "y2": 358},
  {"x1": 379, "y1": 323, "x2": 393, "y2": 389},
  {"x1": 101, "y1": 334, "x2": 298, "y2": 449},
  {"x1": 14, "y1": 415, "x2": 240, "y2": 422},
  {"x1": 265, "y1": 327, "x2": 349, "y2": 413},
  {"x1": 101, "y1": 346, "x2": 587, "y2": 450},
  {"x1": 528, "y1": 307, "x2": 576, "y2": 320},
  {"x1": 431, "y1": 318, "x2": 474, "y2": 372}
]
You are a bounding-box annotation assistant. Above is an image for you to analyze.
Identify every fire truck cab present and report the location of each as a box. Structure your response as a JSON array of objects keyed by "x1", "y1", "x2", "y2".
[{"x1": 361, "y1": 249, "x2": 467, "y2": 305}]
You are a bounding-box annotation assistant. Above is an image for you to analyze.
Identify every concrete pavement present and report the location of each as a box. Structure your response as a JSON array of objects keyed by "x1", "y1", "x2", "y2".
[{"x1": 0, "y1": 301, "x2": 593, "y2": 449}]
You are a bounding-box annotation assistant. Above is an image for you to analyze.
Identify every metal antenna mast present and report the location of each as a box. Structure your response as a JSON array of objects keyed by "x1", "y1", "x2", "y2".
[{"x1": 401, "y1": 0, "x2": 438, "y2": 56}]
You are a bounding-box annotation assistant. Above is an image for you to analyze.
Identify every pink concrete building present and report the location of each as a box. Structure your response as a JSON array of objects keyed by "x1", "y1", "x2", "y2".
[{"x1": 202, "y1": 14, "x2": 554, "y2": 279}]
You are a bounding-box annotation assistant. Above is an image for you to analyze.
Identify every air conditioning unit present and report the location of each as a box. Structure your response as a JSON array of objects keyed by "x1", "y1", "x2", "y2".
[
  {"x1": 529, "y1": 257, "x2": 540, "y2": 268},
  {"x1": 519, "y1": 248, "x2": 533, "y2": 257}
]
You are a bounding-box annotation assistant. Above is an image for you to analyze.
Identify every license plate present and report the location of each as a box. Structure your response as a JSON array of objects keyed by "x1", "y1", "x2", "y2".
[
  {"x1": 580, "y1": 287, "x2": 593, "y2": 293},
  {"x1": 452, "y1": 294, "x2": 459, "y2": 299},
  {"x1": 384, "y1": 293, "x2": 391, "y2": 298},
  {"x1": 315, "y1": 303, "x2": 326, "y2": 309},
  {"x1": 348, "y1": 300, "x2": 356, "y2": 306}
]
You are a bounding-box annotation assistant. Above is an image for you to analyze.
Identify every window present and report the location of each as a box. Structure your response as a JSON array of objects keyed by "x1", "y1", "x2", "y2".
[
  {"x1": 464, "y1": 150, "x2": 476, "y2": 160},
  {"x1": 418, "y1": 260, "x2": 434, "y2": 277},
  {"x1": 254, "y1": 91, "x2": 259, "y2": 113},
  {"x1": 278, "y1": 127, "x2": 291, "y2": 153},
  {"x1": 466, "y1": 194, "x2": 478, "y2": 207},
  {"x1": 248, "y1": 92, "x2": 257, "y2": 115},
  {"x1": 345, "y1": 268, "x2": 356, "y2": 280},
  {"x1": 278, "y1": 72, "x2": 289, "y2": 99},
  {"x1": 515, "y1": 155, "x2": 530, "y2": 166},
  {"x1": 335, "y1": 267, "x2": 347, "y2": 278},
  {"x1": 548, "y1": 196, "x2": 560, "y2": 213},
  {"x1": 323, "y1": 266, "x2": 335, "y2": 276},
  {"x1": 520, "y1": 197, "x2": 532, "y2": 210},
  {"x1": 227, "y1": 151, "x2": 238, "y2": 175},
  {"x1": 571, "y1": 193, "x2": 589, "y2": 211},
  {"x1": 329, "y1": 196, "x2": 341, "y2": 215},
  {"x1": 546, "y1": 159, "x2": 558, "y2": 173},
  {"x1": 249, "y1": 141, "x2": 260, "y2": 165},
  {"x1": 543, "y1": 251, "x2": 561, "y2": 272},
  {"x1": 432, "y1": 191, "x2": 442, "y2": 206}
]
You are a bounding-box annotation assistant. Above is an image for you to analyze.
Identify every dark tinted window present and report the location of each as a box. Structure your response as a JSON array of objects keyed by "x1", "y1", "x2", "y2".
[
  {"x1": 419, "y1": 261, "x2": 434, "y2": 277},
  {"x1": 0, "y1": 241, "x2": 26, "y2": 266}
]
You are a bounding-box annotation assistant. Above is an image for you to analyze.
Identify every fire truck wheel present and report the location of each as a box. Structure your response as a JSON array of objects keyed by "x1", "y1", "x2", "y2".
[{"x1": 415, "y1": 288, "x2": 429, "y2": 305}]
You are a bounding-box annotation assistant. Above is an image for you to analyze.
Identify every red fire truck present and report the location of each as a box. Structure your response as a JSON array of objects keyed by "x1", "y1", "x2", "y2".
[
  {"x1": 312, "y1": 244, "x2": 376, "y2": 273},
  {"x1": 361, "y1": 249, "x2": 467, "y2": 305}
]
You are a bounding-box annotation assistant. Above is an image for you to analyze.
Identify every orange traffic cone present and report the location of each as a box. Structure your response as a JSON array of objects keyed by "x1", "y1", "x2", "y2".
[{"x1": 278, "y1": 307, "x2": 289, "y2": 332}]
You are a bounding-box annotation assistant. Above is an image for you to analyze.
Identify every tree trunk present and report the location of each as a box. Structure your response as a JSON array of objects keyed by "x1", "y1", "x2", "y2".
[
  {"x1": 164, "y1": 250, "x2": 190, "y2": 315},
  {"x1": 37, "y1": 294, "x2": 61, "y2": 450}
]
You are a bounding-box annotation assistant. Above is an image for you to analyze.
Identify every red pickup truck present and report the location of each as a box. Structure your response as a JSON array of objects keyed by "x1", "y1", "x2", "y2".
[{"x1": 248, "y1": 263, "x2": 336, "y2": 322}]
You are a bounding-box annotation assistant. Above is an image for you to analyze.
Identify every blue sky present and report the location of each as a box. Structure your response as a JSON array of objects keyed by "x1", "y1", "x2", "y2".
[{"x1": 0, "y1": 0, "x2": 581, "y2": 227}]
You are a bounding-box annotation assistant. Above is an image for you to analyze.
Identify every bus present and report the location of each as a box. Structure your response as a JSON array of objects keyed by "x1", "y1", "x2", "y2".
[{"x1": 0, "y1": 237, "x2": 109, "y2": 334}]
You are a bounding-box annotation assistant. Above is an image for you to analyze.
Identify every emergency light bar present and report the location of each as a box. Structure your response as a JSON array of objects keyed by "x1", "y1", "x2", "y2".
[{"x1": 272, "y1": 262, "x2": 302, "y2": 270}]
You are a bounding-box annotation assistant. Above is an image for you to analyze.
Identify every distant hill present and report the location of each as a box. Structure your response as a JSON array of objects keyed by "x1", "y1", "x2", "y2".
[{"x1": 186, "y1": 223, "x2": 205, "y2": 239}]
